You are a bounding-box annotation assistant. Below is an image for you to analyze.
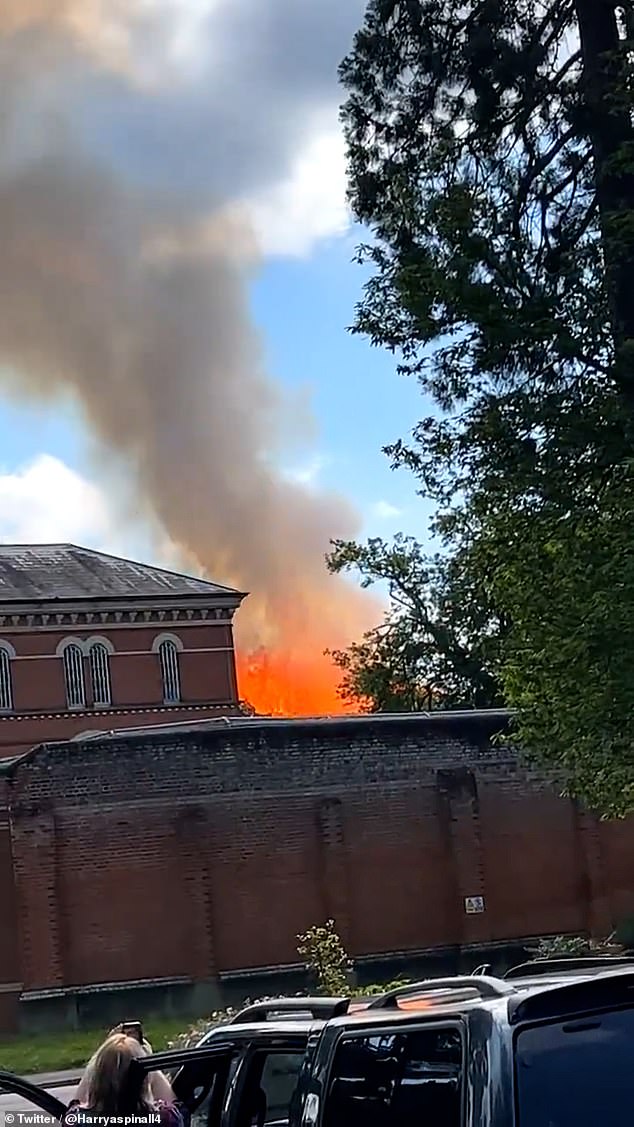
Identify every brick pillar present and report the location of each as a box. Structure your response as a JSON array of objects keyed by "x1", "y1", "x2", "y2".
[
  {"x1": 572, "y1": 803, "x2": 612, "y2": 937},
  {"x1": 11, "y1": 807, "x2": 64, "y2": 989},
  {"x1": 175, "y1": 806, "x2": 216, "y2": 980},
  {"x1": 316, "y1": 798, "x2": 351, "y2": 946},
  {"x1": 436, "y1": 769, "x2": 489, "y2": 945},
  {"x1": 0, "y1": 819, "x2": 19, "y2": 986},
  {"x1": 435, "y1": 783, "x2": 463, "y2": 945}
]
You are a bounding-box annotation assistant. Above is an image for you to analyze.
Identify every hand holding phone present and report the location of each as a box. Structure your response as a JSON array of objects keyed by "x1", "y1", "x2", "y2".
[{"x1": 121, "y1": 1020, "x2": 144, "y2": 1044}]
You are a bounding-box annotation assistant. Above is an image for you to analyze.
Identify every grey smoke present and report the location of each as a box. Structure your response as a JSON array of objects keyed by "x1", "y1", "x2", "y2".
[{"x1": 0, "y1": 0, "x2": 378, "y2": 656}]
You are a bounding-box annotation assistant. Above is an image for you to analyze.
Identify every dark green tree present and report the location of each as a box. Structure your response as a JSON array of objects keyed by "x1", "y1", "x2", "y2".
[
  {"x1": 335, "y1": 0, "x2": 634, "y2": 814},
  {"x1": 327, "y1": 536, "x2": 505, "y2": 711}
]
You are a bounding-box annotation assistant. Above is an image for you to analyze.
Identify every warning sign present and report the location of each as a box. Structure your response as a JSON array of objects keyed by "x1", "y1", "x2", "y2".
[{"x1": 464, "y1": 896, "x2": 485, "y2": 914}]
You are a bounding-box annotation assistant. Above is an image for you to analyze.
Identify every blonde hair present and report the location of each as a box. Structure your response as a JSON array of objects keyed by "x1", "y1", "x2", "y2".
[{"x1": 82, "y1": 1034, "x2": 152, "y2": 1114}]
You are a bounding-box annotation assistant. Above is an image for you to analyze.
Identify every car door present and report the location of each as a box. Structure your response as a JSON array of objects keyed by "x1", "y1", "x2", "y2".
[
  {"x1": 137, "y1": 1041, "x2": 244, "y2": 1127},
  {"x1": 222, "y1": 1032, "x2": 310, "y2": 1127},
  {"x1": 0, "y1": 1071, "x2": 68, "y2": 1123},
  {"x1": 314, "y1": 1020, "x2": 466, "y2": 1127}
]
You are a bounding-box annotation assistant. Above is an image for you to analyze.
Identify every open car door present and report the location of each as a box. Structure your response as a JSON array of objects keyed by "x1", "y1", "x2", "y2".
[
  {"x1": 0, "y1": 1071, "x2": 68, "y2": 1123},
  {"x1": 132, "y1": 1041, "x2": 242, "y2": 1127},
  {"x1": 136, "y1": 1030, "x2": 309, "y2": 1127}
]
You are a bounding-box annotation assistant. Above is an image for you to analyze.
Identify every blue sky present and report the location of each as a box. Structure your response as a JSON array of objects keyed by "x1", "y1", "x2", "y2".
[{"x1": 250, "y1": 234, "x2": 432, "y2": 538}]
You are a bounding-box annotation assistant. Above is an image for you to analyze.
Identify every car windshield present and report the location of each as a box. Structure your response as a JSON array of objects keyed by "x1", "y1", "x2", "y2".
[{"x1": 515, "y1": 1006, "x2": 634, "y2": 1126}]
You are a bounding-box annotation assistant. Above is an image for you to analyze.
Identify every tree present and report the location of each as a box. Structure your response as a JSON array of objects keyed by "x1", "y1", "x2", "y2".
[
  {"x1": 296, "y1": 920, "x2": 353, "y2": 995},
  {"x1": 327, "y1": 535, "x2": 505, "y2": 710},
  {"x1": 337, "y1": 0, "x2": 634, "y2": 814}
]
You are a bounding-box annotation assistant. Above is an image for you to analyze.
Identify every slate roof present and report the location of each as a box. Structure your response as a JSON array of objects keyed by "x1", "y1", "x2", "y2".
[{"x1": 0, "y1": 544, "x2": 245, "y2": 602}]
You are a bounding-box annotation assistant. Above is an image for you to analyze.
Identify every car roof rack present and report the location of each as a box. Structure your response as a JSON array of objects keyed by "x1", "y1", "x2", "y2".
[
  {"x1": 504, "y1": 956, "x2": 634, "y2": 980},
  {"x1": 366, "y1": 975, "x2": 514, "y2": 1008},
  {"x1": 228, "y1": 997, "x2": 349, "y2": 1023}
]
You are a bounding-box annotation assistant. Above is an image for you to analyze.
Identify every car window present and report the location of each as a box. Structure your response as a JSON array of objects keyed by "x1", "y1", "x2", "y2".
[
  {"x1": 169, "y1": 1053, "x2": 238, "y2": 1127},
  {"x1": 235, "y1": 1051, "x2": 305, "y2": 1127},
  {"x1": 515, "y1": 1006, "x2": 634, "y2": 1127},
  {"x1": 324, "y1": 1026, "x2": 463, "y2": 1127},
  {"x1": 260, "y1": 1053, "x2": 304, "y2": 1125}
]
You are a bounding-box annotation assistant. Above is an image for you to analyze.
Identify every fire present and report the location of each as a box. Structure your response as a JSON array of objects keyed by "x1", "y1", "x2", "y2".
[{"x1": 236, "y1": 646, "x2": 358, "y2": 717}]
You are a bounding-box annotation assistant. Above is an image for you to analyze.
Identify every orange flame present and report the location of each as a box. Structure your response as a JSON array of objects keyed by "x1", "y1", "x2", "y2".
[{"x1": 236, "y1": 646, "x2": 359, "y2": 717}]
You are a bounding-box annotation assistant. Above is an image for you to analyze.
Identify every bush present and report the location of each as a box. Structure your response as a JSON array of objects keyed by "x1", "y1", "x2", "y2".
[
  {"x1": 296, "y1": 920, "x2": 353, "y2": 995},
  {"x1": 527, "y1": 933, "x2": 625, "y2": 959},
  {"x1": 356, "y1": 979, "x2": 410, "y2": 996},
  {"x1": 167, "y1": 1007, "x2": 238, "y2": 1049}
]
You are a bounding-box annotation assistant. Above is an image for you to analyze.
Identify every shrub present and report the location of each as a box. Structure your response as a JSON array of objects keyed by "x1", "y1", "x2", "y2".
[
  {"x1": 527, "y1": 933, "x2": 625, "y2": 960},
  {"x1": 296, "y1": 920, "x2": 353, "y2": 995},
  {"x1": 167, "y1": 1007, "x2": 239, "y2": 1049}
]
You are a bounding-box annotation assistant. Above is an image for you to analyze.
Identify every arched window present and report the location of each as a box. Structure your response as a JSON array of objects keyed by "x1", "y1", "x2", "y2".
[
  {"x1": 61, "y1": 643, "x2": 86, "y2": 708},
  {"x1": 89, "y1": 642, "x2": 112, "y2": 706},
  {"x1": 0, "y1": 642, "x2": 14, "y2": 711},
  {"x1": 158, "y1": 640, "x2": 181, "y2": 703}
]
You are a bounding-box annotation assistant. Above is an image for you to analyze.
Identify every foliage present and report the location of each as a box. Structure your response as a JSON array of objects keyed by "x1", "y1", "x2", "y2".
[
  {"x1": 528, "y1": 933, "x2": 625, "y2": 959},
  {"x1": 167, "y1": 1008, "x2": 239, "y2": 1050},
  {"x1": 338, "y1": 0, "x2": 634, "y2": 814},
  {"x1": 487, "y1": 473, "x2": 634, "y2": 813},
  {"x1": 327, "y1": 535, "x2": 505, "y2": 710},
  {"x1": 296, "y1": 920, "x2": 354, "y2": 996}
]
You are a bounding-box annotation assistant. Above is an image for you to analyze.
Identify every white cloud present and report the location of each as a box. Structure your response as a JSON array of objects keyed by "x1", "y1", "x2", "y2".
[
  {"x1": 0, "y1": 454, "x2": 146, "y2": 558},
  {"x1": 0, "y1": 454, "x2": 224, "y2": 576},
  {"x1": 245, "y1": 127, "x2": 350, "y2": 258},
  {"x1": 371, "y1": 500, "x2": 402, "y2": 520}
]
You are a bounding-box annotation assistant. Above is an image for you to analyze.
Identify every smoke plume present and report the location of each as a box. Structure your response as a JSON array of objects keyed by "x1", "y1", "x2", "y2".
[{"x1": 0, "y1": 0, "x2": 379, "y2": 708}]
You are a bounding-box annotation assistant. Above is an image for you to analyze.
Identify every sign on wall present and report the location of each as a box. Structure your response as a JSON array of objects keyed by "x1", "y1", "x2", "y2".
[{"x1": 464, "y1": 895, "x2": 485, "y2": 914}]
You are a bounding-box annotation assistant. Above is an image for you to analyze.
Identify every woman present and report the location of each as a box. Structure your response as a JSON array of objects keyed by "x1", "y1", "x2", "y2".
[{"x1": 68, "y1": 1031, "x2": 183, "y2": 1127}]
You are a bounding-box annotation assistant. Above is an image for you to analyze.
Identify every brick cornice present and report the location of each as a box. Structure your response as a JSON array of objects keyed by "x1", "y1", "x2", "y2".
[
  {"x1": 0, "y1": 606, "x2": 234, "y2": 630},
  {"x1": 0, "y1": 702, "x2": 243, "y2": 724}
]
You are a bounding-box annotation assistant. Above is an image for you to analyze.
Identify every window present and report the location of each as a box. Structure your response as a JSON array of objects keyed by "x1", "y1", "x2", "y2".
[
  {"x1": 325, "y1": 1026, "x2": 463, "y2": 1127},
  {"x1": 158, "y1": 639, "x2": 181, "y2": 703},
  {"x1": 515, "y1": 1006, "x2": 634, "y2": 1126},
  {"x1": 234, "y1": 1051, "x2": 305, "y2": 1127},
  {"x1": 62, "y1": 643, "x2": 86, "y2": 708},
  {"x1": 0, "y1": 644, "x2": 13, "y2": 711},
  {"x1": 169, "y1": 1051, "x2": 239, "y2": 1127},
  {"x1": 89, "y1": 642, "x2": 112, "y2": 706}
]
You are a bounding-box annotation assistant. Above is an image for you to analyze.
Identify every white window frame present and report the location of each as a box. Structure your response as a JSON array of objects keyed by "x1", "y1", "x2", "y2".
[
  {"x1": 0, "y1": 641, "x2": 15, "y2": 712},
  {"x1": 86, "y1": 636, "x2": 114, "y2": 707},
  {"x1": 57, "y1": 639, "x2": 86, "y2": 709},
  {"x1": 152, "y1": 633, "x2": 182, "y2": 704}
]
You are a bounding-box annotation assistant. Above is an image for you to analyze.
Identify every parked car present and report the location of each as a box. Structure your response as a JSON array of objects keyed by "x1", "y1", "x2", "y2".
[{"x1": 2, "y1": 958, "x2": 634, "y2": 1127}]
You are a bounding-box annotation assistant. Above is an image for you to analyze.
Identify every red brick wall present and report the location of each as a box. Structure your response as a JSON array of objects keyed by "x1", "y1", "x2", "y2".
[
  {"x1": 0, "y1": 704, "x2": 245, "y2": 760},
  {"x1": 5, "y1": 712, "x2": 634, "y2": 1007},
  {"x1": 0, "y1": 620, "x2": 240, "y2": 758}
]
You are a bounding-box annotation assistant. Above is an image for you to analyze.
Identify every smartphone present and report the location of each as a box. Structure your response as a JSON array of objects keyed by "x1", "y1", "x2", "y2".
[{"x1": 122, "y1": 1020, "x2": 144, "y2": 1043}]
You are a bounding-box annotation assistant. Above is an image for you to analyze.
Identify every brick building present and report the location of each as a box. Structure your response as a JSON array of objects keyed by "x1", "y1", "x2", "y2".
[
  {"x1": 2, "y1": 709, "x2": 634, "y2": 1033},
  {"x1": 0, "y1": 543, "x2": 246, "y2": 759}
]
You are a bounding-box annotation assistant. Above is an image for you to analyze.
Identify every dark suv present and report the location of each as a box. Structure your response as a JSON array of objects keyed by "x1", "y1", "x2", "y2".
[{"x1": 2, "y1": 958, "x2": 634, "y2": 1127}]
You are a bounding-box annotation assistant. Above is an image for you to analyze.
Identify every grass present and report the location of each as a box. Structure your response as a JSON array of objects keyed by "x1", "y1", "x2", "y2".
[{"x1": 0, "y1": 1017, "x2": 189, "y2": 1076}]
